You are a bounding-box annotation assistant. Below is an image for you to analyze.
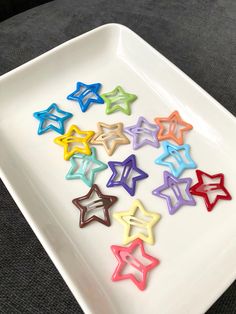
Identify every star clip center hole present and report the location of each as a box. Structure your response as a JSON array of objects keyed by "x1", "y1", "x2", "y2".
[
  {"x1": 135, "y1": 127, "x2": 155, "y2": 143},
  {"x1": 80, "y1": 191, "x2": 108, "y2": 220}
]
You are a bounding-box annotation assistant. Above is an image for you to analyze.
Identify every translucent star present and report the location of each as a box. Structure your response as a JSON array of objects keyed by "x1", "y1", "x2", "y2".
[
  {"x1": 65, "y1": 147, "x2": 107, "y2": 186},
  {"x1": 67, "y1": 82, "x2": 104, "y2": 112},
  {"x1": 54, "y1": 124, "x2": 94, "y2": 160},
  {"x1": 101, "y1": 85, "x2": 137, "y2": 115},
  {"x1": 113, "y1": 199, "x2": 161, "y2": 245},
  {"x1": 33, "y1": 103, "x2": 73, "y2": 135}
]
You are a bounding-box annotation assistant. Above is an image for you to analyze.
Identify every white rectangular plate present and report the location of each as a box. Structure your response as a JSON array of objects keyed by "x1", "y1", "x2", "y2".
[{"x1": 0, "y1": 24, "x2": 236, "y2": 314}]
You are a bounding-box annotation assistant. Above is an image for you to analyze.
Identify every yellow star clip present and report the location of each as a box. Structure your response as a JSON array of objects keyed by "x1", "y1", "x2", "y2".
[
  {"x1": 113, "y1": 199, "x2": 161, "y2": 245},
  {"x1": 54, "y1": 124, "x2": 94, "y2": 160}
]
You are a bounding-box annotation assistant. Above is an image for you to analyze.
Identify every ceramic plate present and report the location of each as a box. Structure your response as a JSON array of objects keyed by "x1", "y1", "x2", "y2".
[{"x1": 0, "y1": 24, "x2": 235, "y2": 314}]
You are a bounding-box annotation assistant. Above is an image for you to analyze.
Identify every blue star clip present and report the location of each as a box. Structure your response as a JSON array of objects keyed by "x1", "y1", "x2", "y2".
[
  {"x1": 155, "y1": 141, "x2": 197, "y2": 177},
  {"x1": 66, "y1": 147, "x2": 108, "y2": 187},
  {"x1": 33, "y1": 103, "x2": 73, "y2": 135},
  {"x1": 67, "y1": 82, "x2": 104, "y2": 112}
]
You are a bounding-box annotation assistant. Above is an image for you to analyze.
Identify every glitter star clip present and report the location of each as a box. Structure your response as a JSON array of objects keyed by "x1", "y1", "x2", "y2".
[
  {"x1": 67, "y1": 82, "x2": 104, "y2": 112},
  {"x1": 124, "y1": 116, "x2": 160, "y2": 149},
  {"x1": 154, "y1": 110, "x2": 193, "y2": 145},
  {"x1": 72, "y1": 184, "x2": 118, "y2": 227},
  {"x1": 111, "y1": 238, "x2": 160, "y2": 290},
  {"x1": 106, "y1": 154, "x2": 148, "y2": 196},
  {"x1": 65, "y1": 147, "x2": 107, "y2": 186},
  {"x1": 90, "y1": 122, "x2": 130, "y2": 156},
  {"x1": 54, "y1": 124, "x2": 94, "y2": 160},
  {"x1": 101, "y1": 86, "x2": 137, "y2": 115},
  {"x1": 33, "y1": 103, "x2": 73, "y2": 135},
  {"x1": 113, "y1": 199, "x2": 161, "y2": 245},
  {"x1": 155, "y1": 141, "x2": 196, "y2": 177},
  {"x1": 190, "y1": 170, "x2": 232, "y2": 211},
  {"x1": 152, "y1": 171, "x2": 196, "y2": 215}
]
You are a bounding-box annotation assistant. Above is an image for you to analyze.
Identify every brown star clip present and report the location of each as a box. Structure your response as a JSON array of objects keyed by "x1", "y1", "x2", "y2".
[
  {"x1": 72, "y1": 184, "x2": 118, "y2": 228},
  {"x1": 90, "y1": 122, "x2": 130, "y2": 156}
]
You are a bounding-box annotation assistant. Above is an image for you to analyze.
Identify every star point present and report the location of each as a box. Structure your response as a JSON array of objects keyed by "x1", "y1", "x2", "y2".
[
  {"x1": 67, "y1": 82, "x2": 104, "y2": 112},
  {"x1": 101, "y1": 85, "x2": 137, "y2": 115},
  {"x1": 33, "y1": 103, "x2": 73, "y2": 135},
  {"x1": 113, "y1": 199, "x2": 161, "y2": 245}
]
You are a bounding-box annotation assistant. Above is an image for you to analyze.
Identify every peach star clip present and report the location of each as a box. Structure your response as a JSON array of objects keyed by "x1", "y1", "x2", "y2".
[
  {"x1": 90, "y1": 122, "x2": 130, "y2": 156},
  {"x1": 54, "y1": 124, "x2": 94, "y2": 160},
  {"x1": 113, "y1": 199, "x2": 161, "y2": 245},
  {"x1": 154, "y1": 110, "x2": 193, "y2": 145}
]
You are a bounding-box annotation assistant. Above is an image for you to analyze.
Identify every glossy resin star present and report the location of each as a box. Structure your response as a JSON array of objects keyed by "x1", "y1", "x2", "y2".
[
  {"x1": 72, "y1": 184, "x2": 118, "y2": 227},
  {"x1": 154, "y1": 110, "x2": 193, "y2": 145},
  {"x1": 90, "y1": 122, "x2": 130, "y2": 156},
  {"x1": 101, "y1": 85, "x2": 137, "y2": 115},
  {"x1": 113, "y1": 199, "x2": 161, "y2": 245},
  {"x1": 67, "y1": 82, "x2": 104, "y2": 112},
  {"x1": 152, "y1": 171, "x2": 196, "y2": 215},
  {"x1": 107, "y1": 154, "x2": 148, "y2": 196},
  {"x1": 155, "y1": 141, "x2": 196, "y2": 177},
  {"x1": 66, "y1": 147, "x2": 107, "y2": 186},
  {"x1": 54, "y1": 124, "x2": 94, "y2": 160},
  {"x1": 190, "y1": 170, "x2": 232, "y2": 211},
  {"x1": 111, "y1": 238, "x2": 160, "y2": 290},
  {"x1": 124, "y1": 116, "x2": 160, "y2": 149},
  {"x1": 33, "y1": 103, "x2": 73, "y2": 135}
]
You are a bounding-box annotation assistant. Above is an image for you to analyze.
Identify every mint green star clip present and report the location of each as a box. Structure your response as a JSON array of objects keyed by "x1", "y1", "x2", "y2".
[
  {"x1": 66, "y1": 147, "x2": 108, "y2": 186},
  {"x1": 101, "y1": 86, "x2": 137, "y2": 115}
]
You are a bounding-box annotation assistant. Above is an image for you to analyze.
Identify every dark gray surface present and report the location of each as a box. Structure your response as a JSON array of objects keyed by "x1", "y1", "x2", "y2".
[{"x1": 0, "y1": 0, "x2": 235, "y2": 313}]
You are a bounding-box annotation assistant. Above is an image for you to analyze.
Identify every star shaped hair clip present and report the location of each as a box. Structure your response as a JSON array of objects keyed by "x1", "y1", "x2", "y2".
[
  {"x1": 152, "y1": 171, "x2": 196, "y2": 215},
  {"x1": 54, "y1": 124, "x2": 94, "y2": 160},
  {"x1": 113, "y1": 199, "x2": 161, "y2": 245},
  {"x1": 90, "y1": 122, "x2": 130, "y2": 156},
  {"x1": 111, "y1": 238, "x2": 160, "y2": 291},
  {"x1": 72, "y1": 184, "x2": 118, "y2": 228},
  {"x1": 107, "y1": 154, "x2": 148, "y2": 196},
  {"x1": 190, "y1": 170, "x2": 232, "y2": 211},
  {"x1": 154, "y1": 110, "x2": 193, "y2": 145},
  {"x1": 67, "y1": 82, "x2": 104, "y2": 112},
  {"x1": 66, "y1": 147, "x2": 107, "y2": 186},
  {"x1": 101, "y1": 85, "x2": 137, "y2": 115},
  {"x1": 33, "y1": 103, "x2": 73, "y2": 135},
  {"x1": 124, "y1": 116, "x2": 160, "y2": 150},
  {"x1": 155, "y1": 141, "x2": 197, "y2": 177}
]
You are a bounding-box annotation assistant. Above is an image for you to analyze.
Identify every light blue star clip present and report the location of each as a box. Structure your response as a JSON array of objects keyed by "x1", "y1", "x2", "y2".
[
  {"x1": 66, "y1": 147, "x2": 108, "y2": 186},
  {"x1": 67, "y1": 82, "x2": 104, "y2": 112},
  {"x1": 155, "y1": 141, "x2": 197, "y2": 177},
  {"x1": 33, "y1": 103, "x2": 73, "y2": 135}
]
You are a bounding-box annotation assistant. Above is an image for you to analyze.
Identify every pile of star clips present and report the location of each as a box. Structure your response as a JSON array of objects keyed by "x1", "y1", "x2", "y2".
[{"x1": 33, "y1": 81, "x2": 232, "y2": 291}]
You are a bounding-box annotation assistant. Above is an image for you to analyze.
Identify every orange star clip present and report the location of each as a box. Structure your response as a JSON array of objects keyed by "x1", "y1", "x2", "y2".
[
  {"x1": 54, "y1": 124, "x2": 94, "y2": 160},
  {"x1": 154, "y1": 110, "x2": 193, "y2": 145}
]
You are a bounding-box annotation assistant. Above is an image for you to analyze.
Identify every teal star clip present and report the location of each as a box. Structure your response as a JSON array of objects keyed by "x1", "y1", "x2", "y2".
[
  {"x1": 155, "y1": 141, "x2": 196, "y2": 177},
  {"x1": 66, "y1": 147, "x2": 108, "y2": 186}
]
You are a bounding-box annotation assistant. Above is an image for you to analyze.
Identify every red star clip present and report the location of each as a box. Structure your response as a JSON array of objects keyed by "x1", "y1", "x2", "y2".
[
  {"x1": 72, "y1": 184, "x2": 118, "y2": 227},
  {"x1": 154, "y1": 110, "x2": 193, "y2": 145},
  {"x1": 190, "y1": 170, "x2": 232, "y2": 211},
  {"x1": 111, "y1": 238, "x2": 160, "y2": 290}
]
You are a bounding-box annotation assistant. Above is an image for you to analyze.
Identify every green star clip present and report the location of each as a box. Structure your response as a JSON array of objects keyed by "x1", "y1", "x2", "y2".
[{"x1": 101, "y1": 85, "x2": 137, "y2": 115}]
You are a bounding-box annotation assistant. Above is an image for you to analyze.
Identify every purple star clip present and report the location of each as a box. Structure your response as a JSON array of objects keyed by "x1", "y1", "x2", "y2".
[
  {"x1": 152, "y1": 171, "x2": 196, "y2": 214},
  {"x1": 106, "y1": 154, "x2": 148, "y2": 196},
  {"x1": 124, "y1": 116, "x2": 160, "y2": 150}
]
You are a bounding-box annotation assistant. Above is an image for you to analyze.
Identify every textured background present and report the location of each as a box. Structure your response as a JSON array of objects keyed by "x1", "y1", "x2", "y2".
[{"x1": 0, "y1": 0, "x2": 235, "y2": 313}]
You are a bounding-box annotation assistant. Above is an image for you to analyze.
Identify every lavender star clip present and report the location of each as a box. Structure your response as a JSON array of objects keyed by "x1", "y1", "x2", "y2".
[
  {"x1": 124, "y1": 116, "x2": 160, "y2": 150},
  {"x1": 106, "y1": 154, "x2": 148, "y2": 196},
  {"x1": 152, "y1": 171, "x2": 196, "y2": 214}
]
